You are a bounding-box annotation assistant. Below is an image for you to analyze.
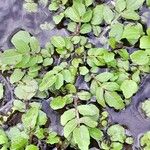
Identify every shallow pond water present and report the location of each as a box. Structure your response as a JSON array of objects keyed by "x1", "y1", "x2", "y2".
[{"x1": 1, "y1": 0, "x2": 150, "y2": 149}]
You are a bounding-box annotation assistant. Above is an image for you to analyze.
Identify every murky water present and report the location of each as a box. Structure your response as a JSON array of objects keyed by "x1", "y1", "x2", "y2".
[{"x1": 1, "y1": 0, "x2": 150, "y2": 149}]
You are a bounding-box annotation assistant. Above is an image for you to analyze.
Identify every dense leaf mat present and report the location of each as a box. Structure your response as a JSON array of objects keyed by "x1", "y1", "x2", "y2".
[{"x1": 0, "y1": 0, "x2": 150, "y2": 149}]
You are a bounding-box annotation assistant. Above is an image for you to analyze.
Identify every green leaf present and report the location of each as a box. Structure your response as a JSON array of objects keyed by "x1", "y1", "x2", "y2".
[
  {"x1": 81, "y1": 9, "x2": 93, "y2": 23},
  {"x1": 51, "y1": 36, "x2": 66, "y2": 49},
  {"x1": 77, "y1": 91, "x2": 91, "y2": 100},
  {"x1": 93, "y1": 25, "x2": 101, "y2": 37},
  {"x1": 96, "y1": 87, "x2": 105, "y2": 107},
  {"x1": 37, "y1": 110, "x2": 47, "y2": 126},
  {"x1": 11, "y1": 31, "x2": 31, "y2": 54},
  {"x1": 107, "y1": 124, "x2": 126, "y2": 143},
  {"x1": 50, "y1": 96, "x2": 66, "y2": 110},
  {"x1": 22, "y1": 107, "x2": 39, "y2": 130},
  {"x1": 140, "y1": 36, "x2": 150, "y2": 49},
  {"x1": 109, "y1": 23, "x2": 124, "y2": 41},
  {"x1": 13, "y1": 100, "x2": 26, "y2": 112},
  {"x1": 102, "y1": 82, "x2": 120, "y2": 91},
  {"x1": 95, "y1": 72, "x2": 113, "y2": 82},
  {"x1": 13, "y1": 31, "x2": 30, "y2": 44},
  {"x1": 64, "y1": 118, "x2": 78, "y2": 138},
  {"x1": 30, "y1": 37, "x2": 40, "y2": 53},
  {"x1": 23, "y1": 2, "x2": 38, "y2": 12},
  {"x1": 55, "y1": 73, "x2": 64, "y2": 89},
  {"x1": 0, "y1": 129, "x2": 8, "y2": 145},
  {"x1": 43, "y1": 58, "x2": 53, "y2": 66},
  {"x1": 14, "y1": 79, "x2": 38, "y2": 100},
  {"x1": 141, "y1": 99, "x2": 150, "y2": 117},
  {"x1": 89, "y1": 128, "x2": 103, "y2": 140},
  {"x1": 25, "y1": 145, "x2": 39, "y2": 150},
  {"x1": 39, "y1": 72, "x2": 57, "y2": 91},
  {"x1": 48, "y1": 2, "x2": 59, "y2": 11},
  {"x1": 104, "y1": 91, "x2": 125, "y2": 110},
  {"x1": 103, "y1": 5, "x2": 114, "y2": 24},
  {"x1": 67, "y1": 22, "x2": 77, "y2": 32},
  {"x1": 53, "y1": 13, "x2": 64, "y2": 24},
  {"x1": 61, "y1": 0, "x2": 68, "y2": 5},
  {"x1": 91, "y1": 5, "x2": 104, "y2": 25},
  {"x1": 61, "y1": 109, "x2": 76, "y2": 126},
  {"x1": 46, "y1": 132, "x2": 60, "y2": 144},
  {"x1": 121, "y1": 10, "x2": 140, "y2": 20},
  {"x1": 80, "y1": 117, "x2": 98, "y2": 128},
  {"x1": 120, "y1": 80, "x2": 138, "y2": 99},
  {"x1": 122, "y1": 24, "x2": 142, "y2": 41},
  {"x1": 115, "y1": 0, "x2": 126, "y2": 12},
  {"x1": 10, "y1": 69, "x2": 24, "y2": 84},
  {"x1": 84, "y1": 0, "x2": 93, "y2": 7},
  {"x1": 62, "y1": 70, "x2": 72, "y2": 83},
  {"x1": 77, "y1": 104, "x2": 99, "y2": 116},
  {"x1": 80, "y1": 24, "x2": 92, "y2": 34},
  {"x1": 140, "y1": 131, "x2": 150, "y2": 149},
  {"x1": 73, "y1": 125, "x2": 90, "y2": 150},
  {"x1": 130, "y1": 50, "x2": 149, "y2": 65},
  {"x1": 65, "y1": 1, "x2": 86, "y2": 22},
  {"x1": 0, "y1": 83, "x2": 4, "y2": 99},
  {"x1": 147, "y1": 0, "x2": 150, "y2": 6},
  {"x1": 11, "y1": 135, "x2": 28, "y2": 150},
  {"x1": 0, "y1": 49, "x2": 22, "y2": 65},
  {"x1": 79, "y1": 66, "x2": 89, "y2": 75},
  {"x1": 65, "y1": 7, "x2": 80, "y2": 22},
  {"x1": 126, "y1": 0, "x2": 144, "y2": 10}
]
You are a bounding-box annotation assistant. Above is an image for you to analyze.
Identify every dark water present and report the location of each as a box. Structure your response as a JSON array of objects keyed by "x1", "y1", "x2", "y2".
[{"x1": 1, "y1": 0, "x2": 150, "y2": 149}]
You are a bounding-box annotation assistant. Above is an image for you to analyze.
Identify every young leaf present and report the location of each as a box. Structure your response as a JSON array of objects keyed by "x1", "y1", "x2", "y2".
[
  {"x1": 10, "y1": 69, "x2": 24, "y2": 84},
  {"x1": 104, "y1": 91, "x2": 125, "y2": 110},
  {"x1": 39, "y1": 72, "x2": 57, "y2": 91},
  {"x1": 121, "y1": 10, "x2": 140, "y2": 20},
  {"x1": 80, "y1": 117, "x2": 98, "y2": 128},
  {"x1": 141, "y1": 99, "x2": 150, "y2": 117},
  {"x1": 64, "y1": 118, "x2": 78, "y2": 138},
  {"x1": 126, "y1": 0, "x2": 144, "y2": 10},
  {"x1": 107, "y1": 124, "x2": 126, "y2": 143},
  {"x1": 84, "y1": 0, "x2": 93, "y2": 7},
  {"x1": 77, "y1": 91, "x2": 91, "y2": 100},
  {"x1": 73, "y1": 125, "x2": 90, "y2": 150},
  {"x1": 50, "y1": 96, "x2": 66, "y2": 110},
  {"x1": 22, "y1": 107, "x2": 39, "y2": 130},
  {"x1": 115, "y1": 0, "x2": 126, "y2": 12},
  {"x1": 0, "y1": 129, "x2": 8, "y2": 145},
  {"x1": 77, "y1": 104, "x2": 99, "y2": 116},
  {"x1": 0, "y1": 49, "x2": 22, "y2": 65},
  {"x1": 55, "y1": 73, "x2": 64, "y2": 89},
  {"x1": 51, "y1": 36, "x2": 66, "y2": 49},
  {"x1": 25, "y1": 145, "x2": 39, "y2": 150},
  {"x1": 61, "y1": 109, "x2": 76, "y2": 126},
  {"x1": 103, "y1": 5, "x2": 114, "y2": 24},
  {"x1": 80, "y1": 24, "x2": 92, "y2": 34},
  {"x1": 120, "y1": 80, "x2": 138, "y2": 99},
  {"x1": 91, "y1": 5, "x2": 104, "y2": 25},
  {"x1": 30, "y1": 37, "x2": 40, "y2": 53},
  {"x1": 95, "y1": 72, "x2": 113, "y2": 82},
  {"x1": 89, "y1": 128, "x2": 103, "y2": 140},
  {"x1": 130, "y1": 50, "x2": 149, "y2": 65},
  {"x1": 140, "y1": 36, "x2": 150, "y2": 49},
  {"x1": 81, "y1": 9, "x2": 93, "y2": 23}
]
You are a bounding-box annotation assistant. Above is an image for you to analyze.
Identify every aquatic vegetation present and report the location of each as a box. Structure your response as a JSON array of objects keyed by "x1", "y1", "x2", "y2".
[{"x1": 0, "y1": 0, "x2": 150, "y2": 149}]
